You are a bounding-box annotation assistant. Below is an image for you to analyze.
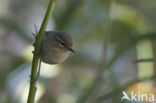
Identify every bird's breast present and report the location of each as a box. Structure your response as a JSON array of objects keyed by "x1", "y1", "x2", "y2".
[{"x1": 40, "y1": 47, "x2": 70, "y2": 64}]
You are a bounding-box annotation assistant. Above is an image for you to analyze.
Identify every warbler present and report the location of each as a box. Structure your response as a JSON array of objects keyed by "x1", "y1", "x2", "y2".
[
  {"x1": 39, "y1": 31, "x2": 75, "y2": 64},
  {"x1": 32, "y1": 31, "x2": 75, "y2": 82}
]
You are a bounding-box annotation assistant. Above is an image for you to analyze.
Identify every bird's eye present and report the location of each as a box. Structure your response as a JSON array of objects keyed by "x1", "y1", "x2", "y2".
[
  {"x1": 59, "y1": 42, "x2": 65, "y2": 47},
  {"x1": 55, "y1": 39, "x2": 64, "y2": 46}
]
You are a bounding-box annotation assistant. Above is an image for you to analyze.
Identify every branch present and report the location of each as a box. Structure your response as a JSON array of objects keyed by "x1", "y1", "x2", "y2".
[
  {"x1": 134, "y1": 58, "x2": 156, "y2": 63},
  {"x1": 97, "y1": 74, "x2": 156, "y2": 102},
  {"x1": 76, "y1": 1, "x2": 115, "y2": 103},
  {"x1": 27, "y1": 0, "x2": 56, "y2": 103}
]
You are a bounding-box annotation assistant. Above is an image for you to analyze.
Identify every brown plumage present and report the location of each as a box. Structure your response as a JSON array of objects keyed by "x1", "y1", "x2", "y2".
[{"x1": 39, "y1": 31, "x2": 75, "y2": 64}]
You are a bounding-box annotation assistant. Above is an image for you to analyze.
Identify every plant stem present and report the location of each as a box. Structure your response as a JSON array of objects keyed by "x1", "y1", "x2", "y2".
[
  {"x1": 76, "y1": 1, "x2": 114, "y2": 103},
  {"x1": 27, "y1": 0, "x2": 55, "y2": 103},
  {"x1": 134, "y1": 58, "x2": 156, "y2": 63}
]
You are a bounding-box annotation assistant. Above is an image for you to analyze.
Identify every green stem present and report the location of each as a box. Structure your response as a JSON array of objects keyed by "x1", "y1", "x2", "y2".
[
  {"x1": 76, "y1": 1, "x2": 114, "y2": 103},
  {"x1": 135, "y1": 58, "x2": 156, "y2": 63},
  {"x1": 27, "y1": 0, "x2": 55, "y2": 103}
]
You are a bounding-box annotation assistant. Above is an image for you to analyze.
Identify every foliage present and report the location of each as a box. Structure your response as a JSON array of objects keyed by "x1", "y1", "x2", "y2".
[{"x1": 0, "y1": 0, "x2": 156, "y2": 103}]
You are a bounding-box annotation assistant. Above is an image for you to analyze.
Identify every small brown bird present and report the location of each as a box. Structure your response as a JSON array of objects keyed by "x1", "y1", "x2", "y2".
[
  {"x1": 32, "y1": 31, "x2": 75, "y2": 82},
  {"x1": 39, "y1": 31, "x2": 75, "y2": 64}
]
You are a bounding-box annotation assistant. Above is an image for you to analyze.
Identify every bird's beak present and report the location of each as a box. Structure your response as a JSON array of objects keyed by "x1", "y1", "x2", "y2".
[
  {"x1": 64, "y1": 45, "x2": 75, "y2": 53},
  {"x1": 68, "y1": 47, "x2": 75, "y2": 53}
]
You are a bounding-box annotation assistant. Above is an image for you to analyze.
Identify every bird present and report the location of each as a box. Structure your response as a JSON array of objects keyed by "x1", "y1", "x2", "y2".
[
  {"x1": 32, "y1": 31, "x2": 75, "y2": 83},
  {"x1": 39, "y1": 31, "x2": 75, "y2": 64}
]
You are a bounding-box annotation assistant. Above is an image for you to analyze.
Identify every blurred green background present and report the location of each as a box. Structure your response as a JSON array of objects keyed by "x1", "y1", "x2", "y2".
[{"x1": 0, "y1": 0, "x2": 156, "y2": 103}]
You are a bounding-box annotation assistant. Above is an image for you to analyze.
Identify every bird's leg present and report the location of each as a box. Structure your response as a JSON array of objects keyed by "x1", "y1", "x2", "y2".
[
  {"x1": 32, "y1": 23, "x2": 39, "y2": 37},
  {"x1": 32, "y1": 33, "x2": 36, "y2": 37},
  {"x1": 32, "y1": 23, "x2": 39, "y2": 46},
  {"x1": 32, "y1": 51, "x2": 40, "y2": 55},
  {"x1": 31, "y1": 50, "x2": 41, "y2": 83},
  {"x1": 30, "y1": 59, "x2": 41, "y2": 83},
  {"x1": 34, "y1": 23, "x2": 38, "y2": 36},
  {"x1": 31, "y1": 23, "x2": 41, "y2": 83}
]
